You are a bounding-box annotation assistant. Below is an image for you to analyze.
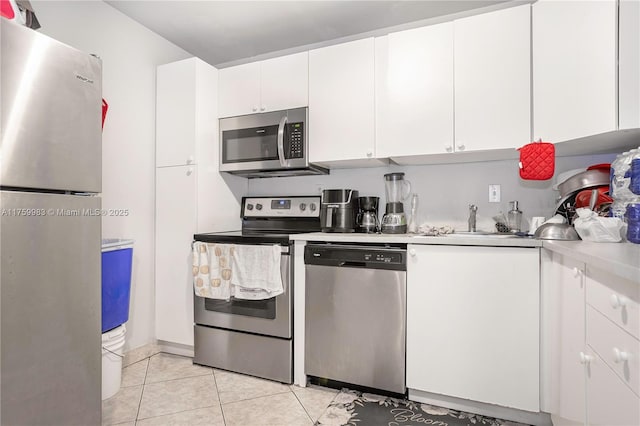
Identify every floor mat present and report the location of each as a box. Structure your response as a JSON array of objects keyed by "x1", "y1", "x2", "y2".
[{"x1": 316, "y1": 389, "x2": 529, "y2": 426}]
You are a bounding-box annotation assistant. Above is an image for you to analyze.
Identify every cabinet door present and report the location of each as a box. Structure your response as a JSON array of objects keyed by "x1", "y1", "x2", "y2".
[
  {"x1": 155, "y1": 165, "x2": 197, "y2": 346},
  {"x1": 376, "y1": 23, "x2": 454, "y2": 158},
  {"x1": 619, "y1": 0, "x2": 640, "y2": 130},
  {"x1": 406, "y1": 244, "x2": 539, "y2": 412},
  {"x1": 157, "y1": 59, "x2": 196, "y2": 167},
  {"x1": 547, "y1": 253, "x2": 586, "y2": 426},
  {"x1": 586, "y1": 348, "x2": 640, "y2": 426},
  {"x1": 260, "y1": 52, "x2": 308, "y2": 112},
  {"x1": 309, "y1": 38, "x2": 375, "y2": 163},
  {"x1": 194, "y1": 61, "x2": 246, "y2": 232},
  {"x1": 454, "y1": 4, "x2": 531, "y2": 152},
  {"x1": 218, "y1": 61, "x2": 261, "y2": 118},
  {"x1": 533, "y1": 0, "x2": 616, "y2": 142}
]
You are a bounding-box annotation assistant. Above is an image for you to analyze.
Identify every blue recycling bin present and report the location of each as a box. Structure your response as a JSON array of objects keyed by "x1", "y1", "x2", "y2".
[{"x1": 101, "y1": 239, "x2": 134, "y2": 333}]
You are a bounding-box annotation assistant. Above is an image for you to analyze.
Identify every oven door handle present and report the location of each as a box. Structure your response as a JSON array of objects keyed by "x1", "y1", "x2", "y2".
[{"x1": 277, "y1": 115, "x2": 289, "y2": 168}]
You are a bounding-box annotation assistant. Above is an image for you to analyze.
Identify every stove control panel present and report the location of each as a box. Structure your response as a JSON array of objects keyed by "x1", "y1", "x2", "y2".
[{"x1": 242, "y1": 196, "x2": 321, "y2": 218}]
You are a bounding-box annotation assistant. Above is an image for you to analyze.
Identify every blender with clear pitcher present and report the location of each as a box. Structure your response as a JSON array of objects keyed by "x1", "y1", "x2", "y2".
[{"x1": 381, "y1": 172, "x2": 412, "y2": 233}]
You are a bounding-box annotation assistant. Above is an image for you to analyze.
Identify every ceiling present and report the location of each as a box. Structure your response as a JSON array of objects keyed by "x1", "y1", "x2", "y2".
[{"x1": 106, "y1": 0, "x2": 513, "y2": 68}]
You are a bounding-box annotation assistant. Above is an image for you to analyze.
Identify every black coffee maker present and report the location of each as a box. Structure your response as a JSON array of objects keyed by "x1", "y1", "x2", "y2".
[{"x1": 356, "y1": 196, "x2": 380, "y2": 233}]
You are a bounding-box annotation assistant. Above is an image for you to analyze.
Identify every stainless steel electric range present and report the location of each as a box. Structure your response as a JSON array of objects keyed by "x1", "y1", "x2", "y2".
[{"x1": 192, "y1": 195, "x2": 320, "y2": 383}]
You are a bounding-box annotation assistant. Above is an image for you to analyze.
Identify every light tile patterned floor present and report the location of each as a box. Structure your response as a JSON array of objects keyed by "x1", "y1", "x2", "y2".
[{"x1": 102, "y1": 353, "x2": 339, "y2": 425}]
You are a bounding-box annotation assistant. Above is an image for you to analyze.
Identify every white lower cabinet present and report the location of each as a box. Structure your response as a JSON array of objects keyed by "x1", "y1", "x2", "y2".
[
  {"x1": 155, "y1": 165, "x2": 197, "y2": 346},
  {"x1": 586, "y1": 348, "x2": 640, "y2": 426},
  {"x1": 585, "y1": 267, "x2": 640, "y2": 426},
  {"x1": 546, "y1": 252, "x2": 586, "y2": 426},
  {"x1": 406, "y1": 244, "x2": 540, "y2": 412},
  {"x1": 544, "y1": 250, "x2": 640, "y2": 425}
]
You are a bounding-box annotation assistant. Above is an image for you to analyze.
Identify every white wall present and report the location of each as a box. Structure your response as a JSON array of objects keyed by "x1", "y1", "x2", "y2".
[
  {"x1": 33, "y1": 0, "x2": 191, "y2": 350},
  {"x1": 248, "y1": 154, "x2": 616, "y2": 232}
]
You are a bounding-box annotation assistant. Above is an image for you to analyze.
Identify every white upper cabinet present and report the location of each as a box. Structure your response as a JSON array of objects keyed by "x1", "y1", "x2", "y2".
[
  {"x1": 533, "y1": 0, "x2": 617, "y2": 143},
  {"x1": 156, "y1": 60, "x2": 197, "y2": 167},
  {"x1": 376, "y1": 23, "x2": 454, "y2": 158},
  {"x1": 218, "y1": 52, "x2": 308, "y2": 118},
  {"x1": 377, "y1": 5, "x2": 530, "y2": 161},
  {"x1": 260, "y1": 53, "x2": 309, "y2": 113},
  {"x1": 218, "y1": 62, "x2": 261, "y2": 118},
  {"x1": 309, "y1": 38, "x2": 380, "y2": 166},
  {"x1": 618, "y1": 0, "x2": 640, "y2": 130},
  {"x1": 454, "y1": 4, "x2": 531, "y2": 152}
]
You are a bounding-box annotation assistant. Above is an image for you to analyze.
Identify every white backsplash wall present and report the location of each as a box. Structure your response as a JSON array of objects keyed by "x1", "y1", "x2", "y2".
[{"x1": 248, "y1": 153, "x2": 616, "y2": 233}]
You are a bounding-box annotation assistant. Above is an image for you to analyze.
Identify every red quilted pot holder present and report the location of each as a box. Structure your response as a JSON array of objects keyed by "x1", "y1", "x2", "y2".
[{"x1": 518, "y1": 141, "x2": 555, "y2": 180}]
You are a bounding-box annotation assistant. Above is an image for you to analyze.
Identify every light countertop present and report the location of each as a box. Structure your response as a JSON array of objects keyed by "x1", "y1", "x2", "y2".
[
  {"x1": 290, "y1": 232, "x2": 543, "y2": 247},
  {"x1": 542, "y1": 240, "x2": 640, "y2": 284},
  {"x1": 291, "y1": 232, "x2": 640, "y2": 283}
]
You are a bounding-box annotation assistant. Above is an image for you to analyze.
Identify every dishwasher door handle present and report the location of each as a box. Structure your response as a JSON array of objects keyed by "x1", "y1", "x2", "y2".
[{"x1": 338, "y1": 261, "x2": 368, "y2": 268}]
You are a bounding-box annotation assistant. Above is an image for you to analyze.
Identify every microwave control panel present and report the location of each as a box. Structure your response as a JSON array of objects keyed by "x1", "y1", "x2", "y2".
[{"x1": 287, "y1": 123, "x2": 304, "y2": 159}]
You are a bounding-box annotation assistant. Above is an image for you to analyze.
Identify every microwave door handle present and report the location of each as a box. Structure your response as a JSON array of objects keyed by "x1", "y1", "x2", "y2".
[{"x1": 277, "y1": 115, "x2": 289, "y2": 167}]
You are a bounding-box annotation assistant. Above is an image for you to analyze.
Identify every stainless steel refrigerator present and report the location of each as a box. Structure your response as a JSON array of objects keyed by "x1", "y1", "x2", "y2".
[{"x1": 1, "y1": 21, "x2": 102, "y2": 425}]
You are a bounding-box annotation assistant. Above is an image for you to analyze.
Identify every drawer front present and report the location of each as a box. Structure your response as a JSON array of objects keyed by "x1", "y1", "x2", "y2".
[
  {"x1": 586, "y1": 348, "x2": 640, "y2": 426},
  {"x1": 587, "y1": 305, "x2": 640, "y2": 396},
  {"x1": 586, "y1": 266, "x2": 639, "y2": 340}
]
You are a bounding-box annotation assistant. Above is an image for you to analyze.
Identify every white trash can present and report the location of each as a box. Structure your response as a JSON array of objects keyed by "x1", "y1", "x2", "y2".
[{"x1": 102, "y1": 324, "x2": 126, "y2": 400}]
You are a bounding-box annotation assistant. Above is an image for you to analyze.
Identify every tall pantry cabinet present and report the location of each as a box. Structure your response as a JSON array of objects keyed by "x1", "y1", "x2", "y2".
[{"x1": 155, "y1": 58, "x2": 246, "y2": 347}]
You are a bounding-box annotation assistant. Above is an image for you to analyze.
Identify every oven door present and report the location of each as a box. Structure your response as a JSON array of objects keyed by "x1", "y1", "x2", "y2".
[
  {"x1": 219, "y1": 108, "x2": 309, "y2": 173},
  {"x1": 194, "y1": 247, "x2": 292, "y2": 339}
]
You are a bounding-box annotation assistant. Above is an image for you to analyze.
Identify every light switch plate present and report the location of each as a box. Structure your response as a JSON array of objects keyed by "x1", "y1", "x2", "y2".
[{"x1": 489, "y1": 184, "x2": 501, "y2": 203}]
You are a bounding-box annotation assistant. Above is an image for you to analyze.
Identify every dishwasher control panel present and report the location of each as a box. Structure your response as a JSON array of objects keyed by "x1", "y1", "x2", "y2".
[
  {"x1": 363, "y1": 252, "x2": 400, "y2": 263},
  {"x1": 304, "y1": 244, "x2": 406, "y2": 271}
]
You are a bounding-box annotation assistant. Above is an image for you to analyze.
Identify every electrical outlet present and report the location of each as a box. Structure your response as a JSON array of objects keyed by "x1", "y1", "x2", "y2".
[{"x1": 489, "y1": 184, "x2": 501, "y2": 203}]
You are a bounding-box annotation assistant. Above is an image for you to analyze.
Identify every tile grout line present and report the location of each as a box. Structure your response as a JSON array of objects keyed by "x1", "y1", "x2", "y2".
[
  {"x1": 219, "y1": 388, "x2": 293, "y2": 406},
  {"x1": 290, "y1": 388, "x2": 316, "y2": 425},
  {"x1": 212, "y1": 369, "x2": 228, "y2": 425},
  {"x1": 144, "y1": 371, "x2": 213, "y2": 386},
  {"x1": 134, "y1": 356, "x2": 151, "y2": 423},
  {"x1": 134, "y1": 355, "x2": 219, "y2": 423},
  {"x1": 134, "y1": 371, "x2": 218, "y2": 422},
  {"x1": 317, "y1": 387, "x2": 342, "y2": 424}
]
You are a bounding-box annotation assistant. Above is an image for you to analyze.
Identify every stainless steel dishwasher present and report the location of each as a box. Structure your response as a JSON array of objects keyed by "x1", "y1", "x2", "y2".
[{"x1": 304, "y1": 243, "x2": 406, "y2": 394}]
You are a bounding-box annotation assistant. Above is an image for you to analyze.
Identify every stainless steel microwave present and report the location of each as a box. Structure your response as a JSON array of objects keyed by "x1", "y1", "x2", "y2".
[{"x1": 219, "y1": 107, "x2": 328, "y2": 178}]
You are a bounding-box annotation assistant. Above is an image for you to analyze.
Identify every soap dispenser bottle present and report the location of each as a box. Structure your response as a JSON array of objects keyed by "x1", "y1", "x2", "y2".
[{"x1": 507, "y1": 200, "x2": 522, "y2": 232}]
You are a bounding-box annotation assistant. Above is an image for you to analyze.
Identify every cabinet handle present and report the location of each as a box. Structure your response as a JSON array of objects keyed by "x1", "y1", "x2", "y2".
[
  {"x1": 252, "y1": 106, "x2": 258, "y2": 112},
  {"x1": 445, "y1": 146, "x2": 453, "y2": 153},
  {"x1": 187, "y1": 155, "x2": 194, "y2": 165},
  {"x1": 260, "y1": 106, "x2": 266, "y2": 111},
  {"x1": 572, "y1": 267, "x2": 583, "y2": 278},
  {"x1": 613, "y1": 347, "x2": 630, "y2": 363},
  {"x1": 366, "y1": 152, "x2": 373, "y2": 158},
  {"x1": 579, "y1": 352, "x2": 593, "y2": 365},
  {"x1": 458, "y1": 144, "x2": 466, "y2": 151},
  {"x1": 409, "y1": 248, "x2": 416, "y2": 257},
  {"x1": 610, "y1": 294, "x2": 627, "y2": 309},
  {"x1": 186, "y1": 168, "x2": 194, "y2": 176}
]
